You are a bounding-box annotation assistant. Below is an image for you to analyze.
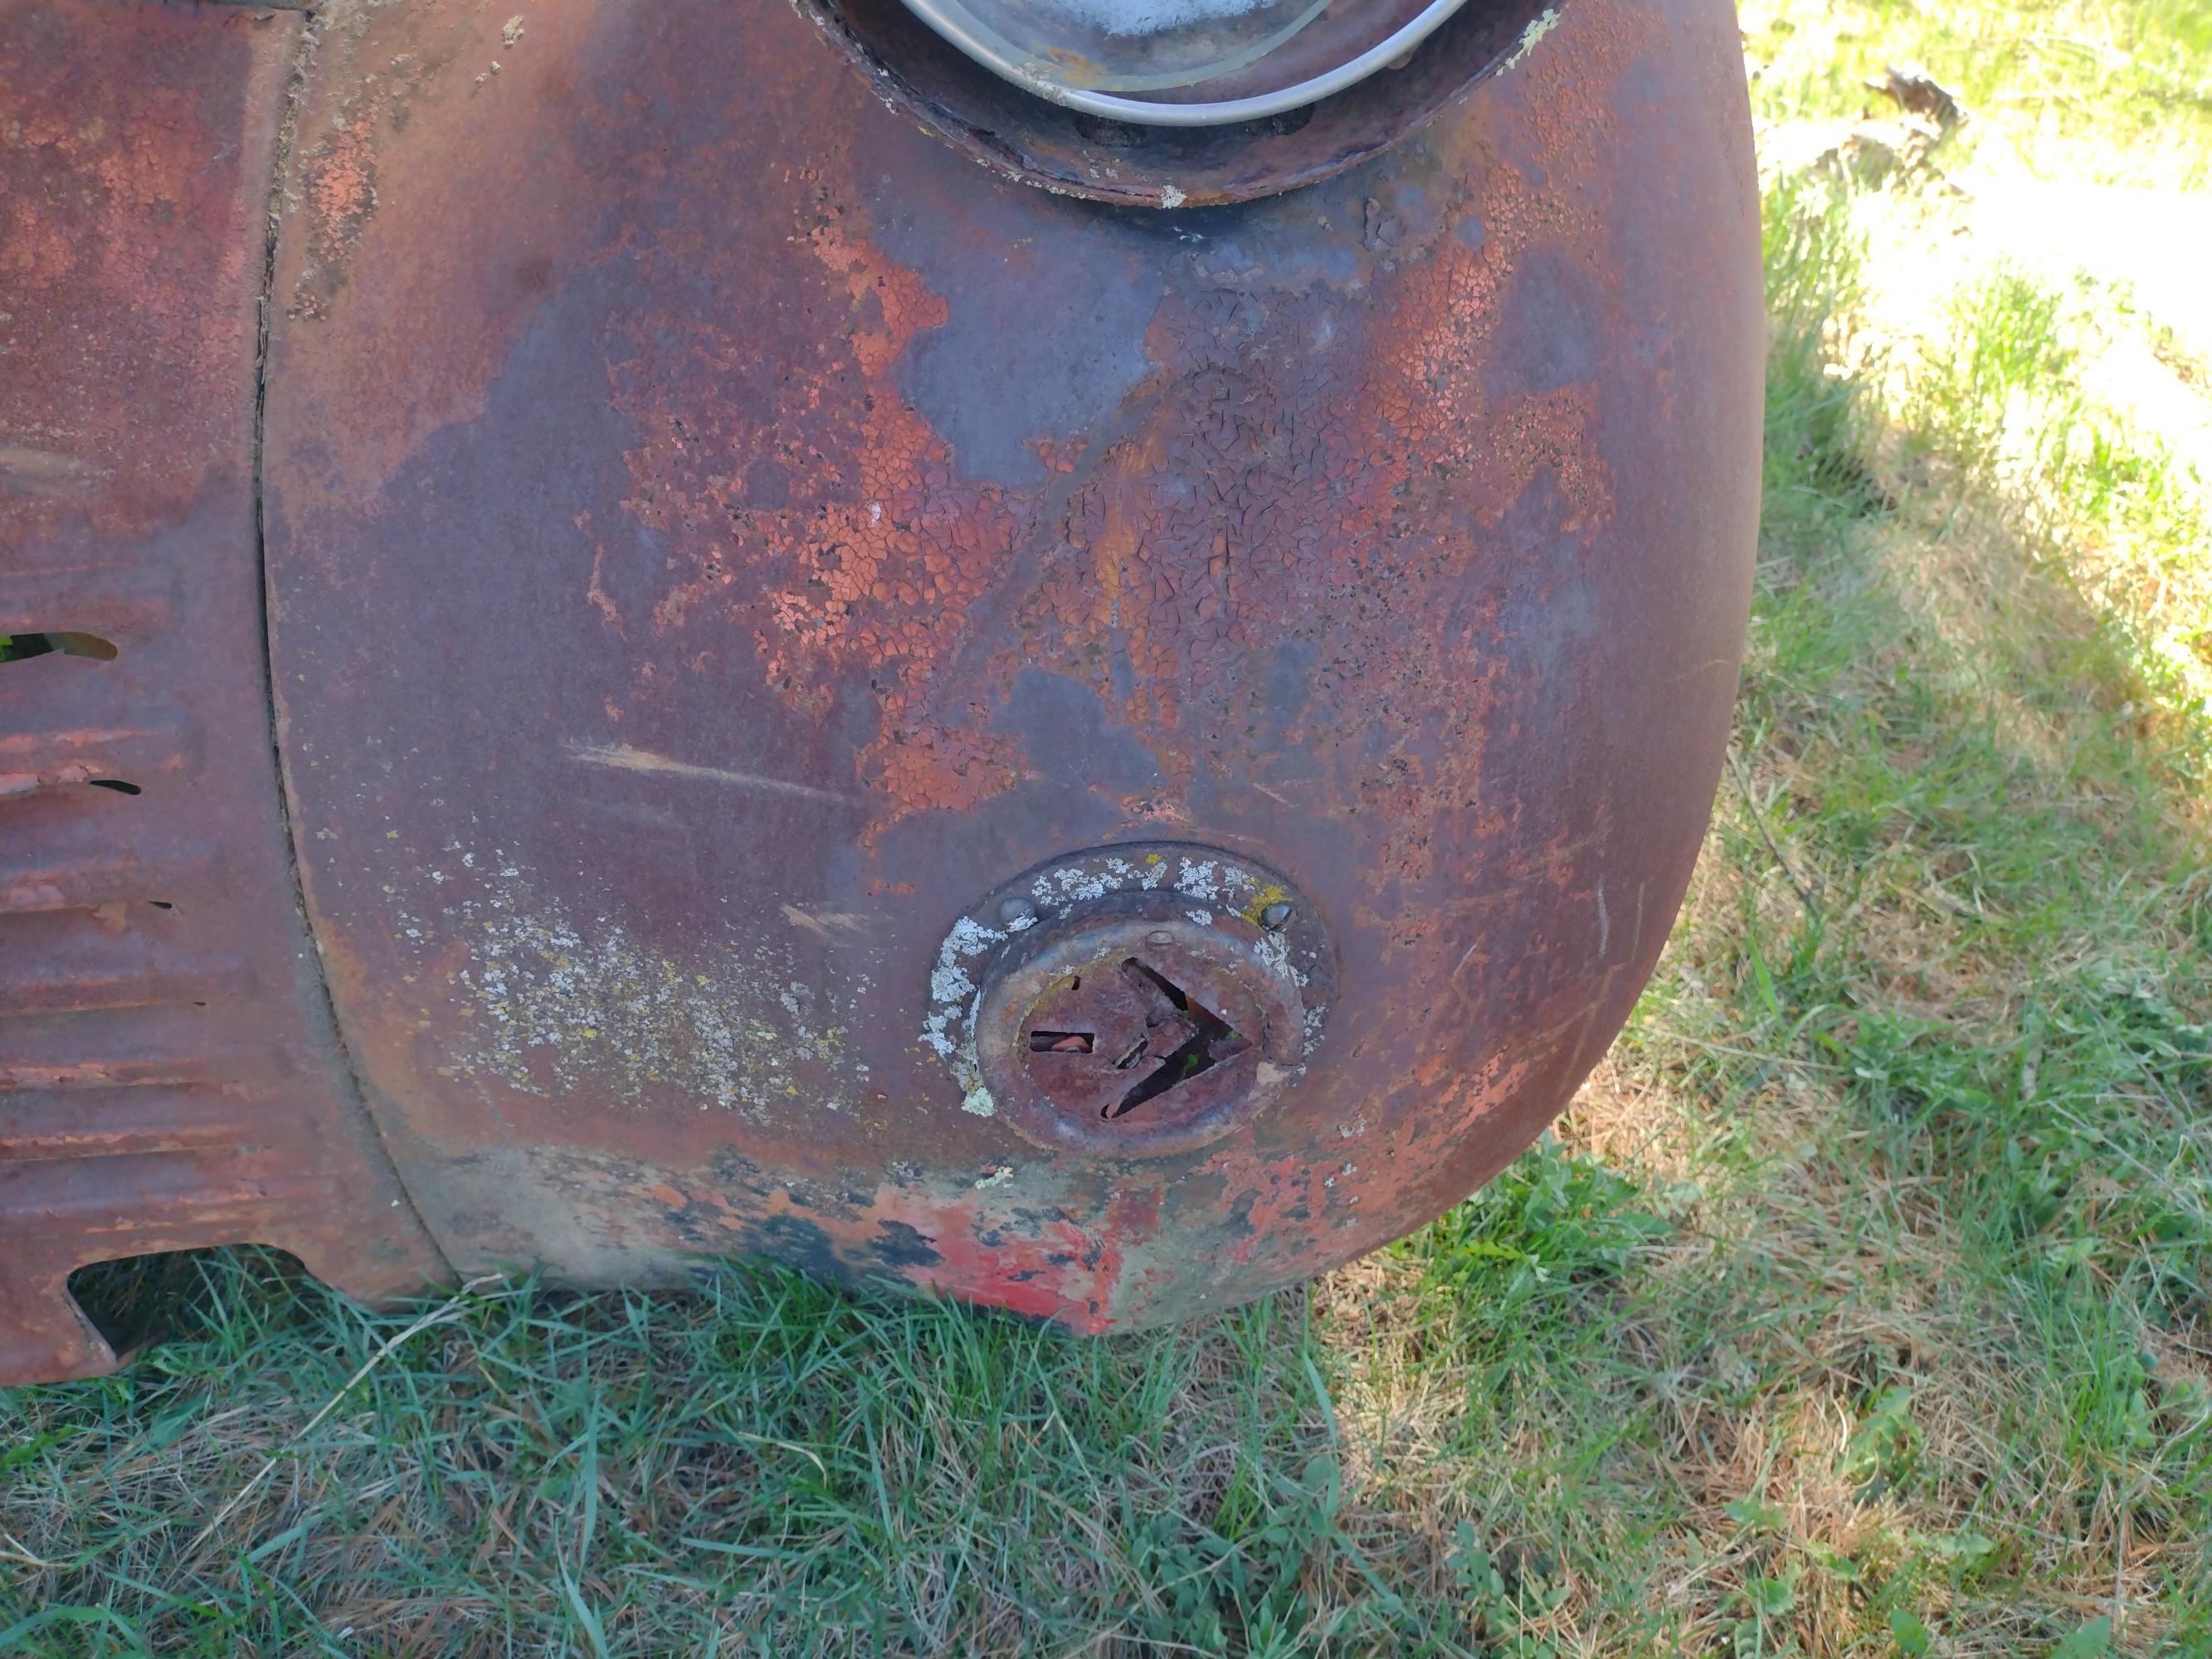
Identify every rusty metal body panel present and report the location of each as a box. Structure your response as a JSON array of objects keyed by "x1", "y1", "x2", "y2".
[
  {"x1": 2, "y1": 0, "x2": 1761, "y2": 1378},
  {"x1": 0, "y1": 0, "x2": 447, "y2": 1387}
]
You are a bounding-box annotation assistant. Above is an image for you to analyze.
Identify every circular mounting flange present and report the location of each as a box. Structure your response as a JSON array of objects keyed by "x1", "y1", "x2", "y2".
[
  {"x1": 922, "y1": 844, "x2": 1334, "y2": 1157},
  {"x1": 799, "y1": 0, "x2": 1566, "y2": 207}
]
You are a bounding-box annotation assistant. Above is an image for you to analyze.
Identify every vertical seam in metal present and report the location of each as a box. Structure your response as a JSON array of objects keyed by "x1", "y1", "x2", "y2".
[{"x1": 252, "y1": 14, "x2": 455, "y2": 1278}]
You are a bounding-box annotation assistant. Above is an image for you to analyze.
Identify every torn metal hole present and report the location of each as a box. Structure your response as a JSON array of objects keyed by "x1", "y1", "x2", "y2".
[
  {"x1": 1122, "y1": 956, "x2": 1188, "y2": 1012},
  {"x1": 1104, "y1": 956, "x2": 1250, "y2": 1119},
  {"x1": 66, "y1": 1246, "x2": 305, "y2": 1359}
]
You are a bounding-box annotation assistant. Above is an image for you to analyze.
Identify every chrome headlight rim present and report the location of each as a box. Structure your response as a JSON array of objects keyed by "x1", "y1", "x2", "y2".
[{"x1": 894, "y1": 0, "x2": 1478, "y2": 126}]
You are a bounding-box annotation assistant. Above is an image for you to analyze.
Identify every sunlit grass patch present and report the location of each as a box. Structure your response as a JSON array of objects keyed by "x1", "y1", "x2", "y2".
[
  {"x1": 1742, "y1": 0, "x2": 2212, "y2": 191},
  {"x1": 1589, "y1": 166, "x2": 2212, "y2": 1651}
]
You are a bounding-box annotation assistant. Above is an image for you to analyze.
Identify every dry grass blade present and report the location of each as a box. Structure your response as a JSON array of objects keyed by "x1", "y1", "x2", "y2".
[{"x1": 183, "y1": 1274, "x2": 511, "y2": 1560}]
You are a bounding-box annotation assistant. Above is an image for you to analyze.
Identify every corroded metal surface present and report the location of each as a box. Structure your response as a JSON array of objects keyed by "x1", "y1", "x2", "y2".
[
  {"x1": 2, "y1": 0, "x2": 1760, "y2": 1376},
  {"x1": 254, "y1": 0, "x2": 1763, "y2": 1331},
  {"x1": 0, "y1": 0, "x2": 447, "y2": 1387}
]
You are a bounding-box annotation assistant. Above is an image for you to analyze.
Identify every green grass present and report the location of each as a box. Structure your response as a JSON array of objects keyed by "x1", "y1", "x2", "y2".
[
  {"x1": 1745, "y1": 0, "x2": 2212, "y2": 189},
  {"x1": 8, "y1": 9, "x2": 2212, "y2": 1656}
]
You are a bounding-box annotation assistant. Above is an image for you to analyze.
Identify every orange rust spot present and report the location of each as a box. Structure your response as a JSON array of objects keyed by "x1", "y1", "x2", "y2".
[
  {"x1": 608, "y1": 206, "x2": 1035, "y2": 833},
  {"x1": 1478, "y1": 387, "x2": 1615, "y2": 533},
  {"x1": 305, "y1": 117, "x2": 378, "y2": 282}
]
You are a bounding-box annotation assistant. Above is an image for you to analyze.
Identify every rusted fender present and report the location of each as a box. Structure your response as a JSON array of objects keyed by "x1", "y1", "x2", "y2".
[
  {"x1": 260, "y1": 0, "x2": 1761, "y2": 1330},
  {"x1": 0, "y1": 0, "x2": 1761, "y2": 1378}
]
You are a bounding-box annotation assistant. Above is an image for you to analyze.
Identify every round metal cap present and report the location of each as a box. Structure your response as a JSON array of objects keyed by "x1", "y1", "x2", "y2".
[{"x1": 923, "y1": 844, "x2": 1334, "y2": 1158}]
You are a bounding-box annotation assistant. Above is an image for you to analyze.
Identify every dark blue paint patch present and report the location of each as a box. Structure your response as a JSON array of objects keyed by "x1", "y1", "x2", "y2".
[
  {"x1": 1493, "y1": 248, "x2": 1601, "y2": 395},
  {"x1": 1264, "y1": 638, "x2": 1317, "y2": 740},
  {"x1": 869, "y1": 190, "x2": 1162, "y2": 488},
  {"x1": 1461, "y1": 471, "x2": 1600, "y2": 742},
  {"x1": 738, "y1": 1213, "x2": 845, "y2": 1282},
  {"x1": 1001, "y1": 668, "x2": 1162, "y2": 793},
  {"x1": 871, "y1": 1219, "x2": 943, "y2": 1270},
  {"x1": 1191, "y1": 232, "x2": 1363, "y2": 294}
]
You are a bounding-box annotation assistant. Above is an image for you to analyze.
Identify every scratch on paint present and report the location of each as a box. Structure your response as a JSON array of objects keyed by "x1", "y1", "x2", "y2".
[
  {"x1": 781, "y1": 905, "x2": 873, "y2": 943},
  {"x1": 566, "y1": 741, "x2": 861, "y2": 805}
]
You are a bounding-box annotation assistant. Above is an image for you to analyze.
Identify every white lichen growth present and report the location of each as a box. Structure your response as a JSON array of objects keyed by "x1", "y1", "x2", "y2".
[{"x1": 440, "y1": 859, "x2": 859, "y2": 1117}]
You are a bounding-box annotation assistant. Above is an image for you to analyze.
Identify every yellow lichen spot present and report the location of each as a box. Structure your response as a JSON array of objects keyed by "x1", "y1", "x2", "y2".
[{"x1": 1240, "y1": 883, "x2": 1289, "y2": 924}]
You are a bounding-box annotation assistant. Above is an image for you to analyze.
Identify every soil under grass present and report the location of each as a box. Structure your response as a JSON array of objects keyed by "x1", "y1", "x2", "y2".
[{"x1": 7, "y1": 4, "x2": 2211, "y2": 1654}]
